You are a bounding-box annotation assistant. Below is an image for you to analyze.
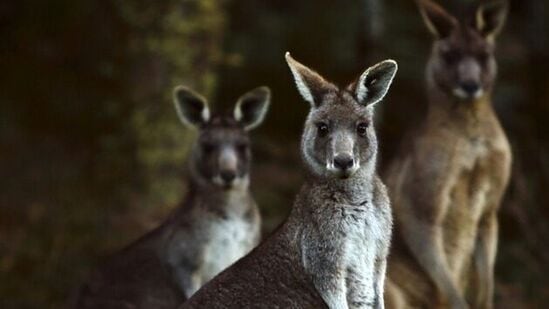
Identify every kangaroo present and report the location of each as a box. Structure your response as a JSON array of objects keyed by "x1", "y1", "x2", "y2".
[
  {"x1": 180, "y1": 53, "x2": 397, "y2": 309},
  {"x1": 384, "y1": 1, "x2": 511, "y2": 309},
  {"x1": 74, "y1": 86, "x2": 270, "y2": 308}
]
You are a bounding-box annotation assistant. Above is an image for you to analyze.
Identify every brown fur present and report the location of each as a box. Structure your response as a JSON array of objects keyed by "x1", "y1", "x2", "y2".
[{"x1": 384, "y1": 1, "x2": 511, "y2": 308}]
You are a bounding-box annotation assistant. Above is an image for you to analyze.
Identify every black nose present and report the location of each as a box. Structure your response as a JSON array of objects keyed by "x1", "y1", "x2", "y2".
[
  {"x1": 220, "y1": 171, "x2": 236, "y2": 183},
  {"x1": 333, "y1": 154, "x2": 354, "y2": 171},
  {"x1": 461, "y1": 81, "x2": 480, "y2": 95}
]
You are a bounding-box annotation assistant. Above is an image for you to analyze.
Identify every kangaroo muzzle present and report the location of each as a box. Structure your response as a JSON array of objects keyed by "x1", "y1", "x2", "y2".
[
  {"x1": 333, "y1": 153, "x2": 354, "y2": 171},
  {"x1": 453, "y1": 57, "x2": 483, "y2": 100},
  {"x1": 216, "y1": 147, "x2": 238, "y2": 187},
  {"x1": 327, "y1": 132, "x2": 359, "y2": 178}
]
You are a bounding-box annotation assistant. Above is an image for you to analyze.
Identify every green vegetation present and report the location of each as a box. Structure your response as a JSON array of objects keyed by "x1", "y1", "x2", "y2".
[{"x1": 0, "y1": 1, "x2": 225, "y2": 307}]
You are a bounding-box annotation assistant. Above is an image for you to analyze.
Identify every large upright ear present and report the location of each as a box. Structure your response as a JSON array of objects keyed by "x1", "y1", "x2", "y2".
[
  {"x1": 416, "y1": 0, "x2": 458, "y2": 38},
  {"x1": 348, "y1": 60, "x2": 398, "y2": 107},
  {"x1": 475, "y1": 0, "x2": 508, "y2": 40},
  {"x1": 173, "y1": 86, "x2": 210, "y2": 128},
  {"x1": 285, "y1": 52, "x2": 337, "y2": 107},
  {"x1": 234, "y1": 86, "x2": 271, "y2": 131}
]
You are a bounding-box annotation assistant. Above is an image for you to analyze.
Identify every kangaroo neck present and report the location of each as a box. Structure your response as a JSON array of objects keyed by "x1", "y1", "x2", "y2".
[{"x1": 304, "y1": 166, "x2": 375, "y2": 204}]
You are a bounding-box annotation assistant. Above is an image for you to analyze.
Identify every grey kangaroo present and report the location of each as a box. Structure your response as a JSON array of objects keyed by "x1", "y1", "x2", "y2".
[
  {"x1": 384, "y1": 1, "x2": 511, "y2": 309},
  {"x1": 74, "y1": 86, "x2": 270, "y2": 308},
  {"x1": 181, "y1": 53, "x2": 397, "y2": 309}
]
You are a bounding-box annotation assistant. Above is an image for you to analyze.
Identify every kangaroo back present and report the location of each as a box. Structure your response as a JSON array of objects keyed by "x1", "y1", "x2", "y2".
[{"x1": 182, "y1": 53, "x2": 397, "y2": 309}]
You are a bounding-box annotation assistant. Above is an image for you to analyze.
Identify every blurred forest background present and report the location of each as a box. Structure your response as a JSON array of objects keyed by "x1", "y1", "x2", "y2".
[{"x1": 1, "y1": 0, "x2": 547, "y2": 307}]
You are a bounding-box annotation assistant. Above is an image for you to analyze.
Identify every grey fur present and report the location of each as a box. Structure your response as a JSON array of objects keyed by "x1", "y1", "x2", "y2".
[
  {"x1": 73, "y1": 86, "x2": 269, "y2": 308},
  {"x1": 181, "y1": 53, "x2": 397, "y2": 309}
]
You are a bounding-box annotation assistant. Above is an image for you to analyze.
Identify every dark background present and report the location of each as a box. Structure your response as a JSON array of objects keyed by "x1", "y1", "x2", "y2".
[{"x1": 1, "y1": 0, "x2": 547, "y2": 307}]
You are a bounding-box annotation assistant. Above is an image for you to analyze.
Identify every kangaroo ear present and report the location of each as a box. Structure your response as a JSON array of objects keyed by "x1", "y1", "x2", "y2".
[
  {"x1": 173, "y1": 86, "x2": 210, "y2": 128},
  {"x1": 234, "y1": 87, "x2": 270, "y2": 131},
  {"x1": 349, "y1": 60, "x2": 398, "y2": 107},
  {"x1": 475, "y1": 0, "x2": 508, "y2": 40},
  {"x1": 285, "y1": 52, "x2": 337, "y2": 107},
  {"x1": 416, "y1": 0, "x2": 458, "y2": 38}
]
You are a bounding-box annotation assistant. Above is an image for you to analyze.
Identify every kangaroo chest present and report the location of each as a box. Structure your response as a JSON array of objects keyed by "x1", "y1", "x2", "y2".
[
  {"x1": 344, "y1": 207, "x2": 388, "y2": 291},
  {"x1": 200, "y1": 215, "x2": 257, "y2": 282},
  {"x1": 443, "y1": 132, "x2": 509, "y2": 276},
  {"x1": 454, "y1": 136, "x2": 492, "y2": 210},
  {"x1": 340, "y1": 204, "x2": 388, "y2": 262},
  {"x1": 306, "y1": 199, "x2": 391, "y2": 303},
  {"x1": 448, "y1": 134, "x2": 507, "y2": 218}
]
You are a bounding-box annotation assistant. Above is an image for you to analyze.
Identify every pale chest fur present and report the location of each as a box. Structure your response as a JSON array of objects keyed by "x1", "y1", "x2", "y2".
[
  {"x1": 342, "y1": 203, "x2": 390, "y2": 294},
  {"x1": 200, "y1": 215, "x2": 258, "y2": 282},
  {"x1": 448, "y1": 127, "x2": 510, "y2": 217},
  {"x1": 163, "y1": 191, "x2": 260, "y2": 298},
  {"x1": 301, "y1": 192, "x2": 392, "y2": 306},
  {"x1": 441, "y1": 125, "x2": 511, "y2": 276},
  {"x1": 337, "y1": 202, "x2": 390, "y2": 261}
]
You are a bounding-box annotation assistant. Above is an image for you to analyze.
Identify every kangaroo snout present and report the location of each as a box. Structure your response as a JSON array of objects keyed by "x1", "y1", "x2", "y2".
[
  {"x1": 460, "y1": 81, "x2": 479, "y2": 95},
  {"x1": 216, "y1": 147, "x2": 239, "y2": 187},
  {"x1": 330, "y1": 152, "x2": 358, "y2": 178},
  {"x1": 333, "y1": 154, "x2": 354, "y2": 171},
  {"x1": 326, "y1": 131, "x2": 359, "y2": 177},
  {"x1": 454, "y1": 58, "x2": 484, "y2": 100},
  {"x1": 456, "y1": 80, "x2": 482, "y2": 99},
  {"x1": 453, "y1": 82, "x2": 483, "y2": 100},
  {"x1": 220, "y1": 170, "x2": 237, "y2": 184}
]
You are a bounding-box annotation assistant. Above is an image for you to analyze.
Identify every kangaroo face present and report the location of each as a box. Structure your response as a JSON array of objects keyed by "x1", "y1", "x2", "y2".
[
  {"x1": 418, "y1": 0, "x2": 508, "y2": 101},
  {"x1": 286, "y1": 53, "x2": 397, "y2": 179},
  {"x1": 173, "y1": 86, "x2": 270, "y2": 189},
  {"x1": 196, "y1": 118, "x2": 251, "y2": 189},
  {"x1": 303, "y1": 93, "x2": 374, "y2": 178},
  {"x1": 430, "y1": 28, "x2": 496, "y2": 100}
]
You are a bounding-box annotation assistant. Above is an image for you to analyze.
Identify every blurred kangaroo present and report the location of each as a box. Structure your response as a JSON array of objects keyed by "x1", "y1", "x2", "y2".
[
  {"x1": 384, "y1": 1, "x2": 511, "y2": 308},
  {"x1": 181, "y1": 53, "x2": 397, "y2": 309},
  {"x1": 74, "y1": 86, "x2": 270, "y2": 308}
]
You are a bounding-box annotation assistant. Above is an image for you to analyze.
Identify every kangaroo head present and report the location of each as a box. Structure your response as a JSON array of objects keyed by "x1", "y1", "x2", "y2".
[
  {"x1": 285, "y1": 52, "x2": 397, "y2": 179},
  {"x1": 417, "y1": 0, "x2": 508, "y2": 101},
  {"x1": 173, "y1": 86, "x2": 270, "y2": 190}
]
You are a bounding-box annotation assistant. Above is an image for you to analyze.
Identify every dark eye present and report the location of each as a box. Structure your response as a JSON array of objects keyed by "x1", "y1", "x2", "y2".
[
  {"x1": 477, "y1": 51, "x2": 490, "y2": 64},
  {"x1": 442, "y1": 50, "x2": 460, "y2": 65},
  {"x1": 236, "y1": 142, "x2": 248, "y2": 153},
  {"x1": 317, "y1": 122, "x2": 329, "y2": 137},
  {"x1": 201, "y1": 142, "x2": 216, "y2": 153},
  {"x1": 357, "y1": 122, "x2": 369, "y2": 137}
]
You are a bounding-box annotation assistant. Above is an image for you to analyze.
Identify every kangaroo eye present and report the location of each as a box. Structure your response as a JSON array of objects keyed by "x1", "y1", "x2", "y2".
[
  {"x1": 477, "y1": 51, "x2": 490, "y2": 64},
  {"x1": 201, "y1": 142, "x2": 216, "y2": 153},
  {"x1": 357, "y1": 123, "x2": 369, "y2": 137},
  {"x1": 442, "y1": 50, "x2": 460, "y2": 65},
  {"x1": 236, "y1": 142, "x2": 248, "y2": 153},
  {"x1": 317, "y1": 123, "x2": 329, "y2": 137}
]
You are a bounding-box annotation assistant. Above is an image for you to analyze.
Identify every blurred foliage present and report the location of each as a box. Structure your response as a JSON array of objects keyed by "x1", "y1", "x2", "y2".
[
  {"x1": 0, "y1": 0, "x2": 548, "y2": 307},
  {"x1": 0, "y1": 0, "x2": 225, "y2": 307}
]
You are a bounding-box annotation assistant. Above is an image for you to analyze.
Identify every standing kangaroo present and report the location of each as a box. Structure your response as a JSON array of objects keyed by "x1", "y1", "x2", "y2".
[
  {"x1": 384, "y1": 1, "x2": 511, "y2": 308},
  {"x1": 74, "y1": 86, "x2": 270, "y2": 308},
  {"x1": 181, "y1": 53, "x2": 397, "y2": 309}
]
